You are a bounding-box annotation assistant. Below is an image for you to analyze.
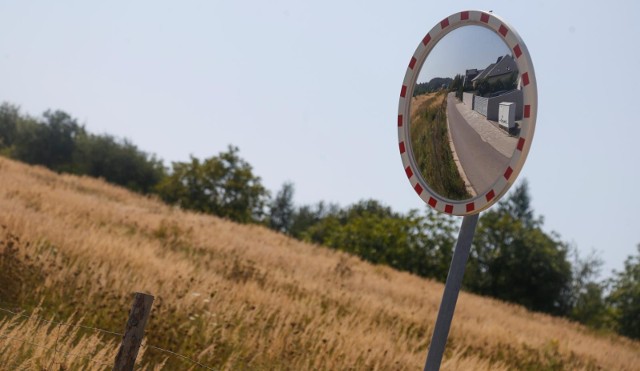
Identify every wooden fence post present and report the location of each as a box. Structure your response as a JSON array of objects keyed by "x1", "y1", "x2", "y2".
[{"x1": 113, "y1": 292, "x2": 154, "y2": 371}]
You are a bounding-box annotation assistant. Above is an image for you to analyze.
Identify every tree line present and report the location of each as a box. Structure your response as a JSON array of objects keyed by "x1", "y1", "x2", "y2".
[
  {"x1": 0, "y1": 104, "x2": 164, "y2": 193},
  {"x1": 413, "y1": 77, "x2": 453, "y2": 97},
  {"x1": 0, "y1": 102, "x2": 638, "y2": 340}
]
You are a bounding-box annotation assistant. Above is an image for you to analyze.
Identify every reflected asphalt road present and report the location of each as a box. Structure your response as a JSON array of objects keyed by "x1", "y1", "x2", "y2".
[{"x1": 446, "y1": 93, "x2": 509, "y2": 195}]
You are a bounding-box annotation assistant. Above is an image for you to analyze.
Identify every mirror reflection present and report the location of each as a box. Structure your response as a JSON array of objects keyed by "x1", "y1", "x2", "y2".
[{"x1": 410, "y1": 25, "x2": 522, "y2": 200}]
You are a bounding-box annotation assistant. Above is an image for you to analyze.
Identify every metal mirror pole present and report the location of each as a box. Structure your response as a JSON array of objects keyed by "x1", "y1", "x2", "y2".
[{"x1": 424, "y1": 213, "x2": 479, "y2": 371}]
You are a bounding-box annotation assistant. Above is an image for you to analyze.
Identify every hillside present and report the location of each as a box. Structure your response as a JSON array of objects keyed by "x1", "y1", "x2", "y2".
[{"x1": 0, "y1": 156, "x2": 639, "y2": 370}]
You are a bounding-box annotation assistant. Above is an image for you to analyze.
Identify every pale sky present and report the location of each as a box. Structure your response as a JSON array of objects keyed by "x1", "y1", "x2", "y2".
[
  {"x1": 1, "y1": 1, "x2": 638, "y2": 278},
  {"x1": 418, "y1": 25, "x2": 511, "y2": 83}
]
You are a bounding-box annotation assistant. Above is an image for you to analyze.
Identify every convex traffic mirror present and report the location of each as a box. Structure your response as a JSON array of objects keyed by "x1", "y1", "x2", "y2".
[{"x1": 398, "y1": 11, "x2": 537, "y2": 215}]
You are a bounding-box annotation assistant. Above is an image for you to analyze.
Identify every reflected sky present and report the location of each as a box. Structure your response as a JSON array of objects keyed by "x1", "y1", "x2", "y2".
[{"x1": 417, "y1": 25, "x2": 511, "y2": 83}]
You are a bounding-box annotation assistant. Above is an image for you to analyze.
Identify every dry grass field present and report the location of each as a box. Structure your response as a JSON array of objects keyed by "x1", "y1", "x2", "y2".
[
  {"x1": 410, "y1": 92, "x2": 444, "y2": 118},
  {"x1": 0, "y1": 156, "x2": 639, "y2": 370}
]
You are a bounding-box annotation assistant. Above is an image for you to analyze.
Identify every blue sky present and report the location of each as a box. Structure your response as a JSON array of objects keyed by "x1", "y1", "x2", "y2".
[
  {"x1": 418, "y1": 25, "x2": 511, "y2": 83},
  {"x1": 1, "y1": 1, "x2": 639, "y2": 278}
]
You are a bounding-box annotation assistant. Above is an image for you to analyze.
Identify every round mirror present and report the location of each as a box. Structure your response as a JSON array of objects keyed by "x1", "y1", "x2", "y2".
[{"x1": 398, "y1": 11, "x2": 537, "y2": 215}]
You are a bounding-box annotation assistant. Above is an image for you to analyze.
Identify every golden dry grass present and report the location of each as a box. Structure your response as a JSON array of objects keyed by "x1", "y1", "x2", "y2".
[
  {"x1": 410, "y1": 92, "x2": 445, "y2": 119},
  {"x1": 0, "y1": 307, "x2": 167, "y2": 370},
  {"x1": 0, "y1": 156, "x2": 638, "y2": 370}
]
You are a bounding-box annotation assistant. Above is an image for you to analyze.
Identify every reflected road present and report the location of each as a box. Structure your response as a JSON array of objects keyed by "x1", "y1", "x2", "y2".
[{"x1": 446, "y1": 93, "x2": 509, "y2": 195}]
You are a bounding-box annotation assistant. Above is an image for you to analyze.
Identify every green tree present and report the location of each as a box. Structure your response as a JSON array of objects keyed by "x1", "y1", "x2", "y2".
[
  {"x1": 477, "y1": 79, "x2": 490, "y2": 96},
  {"x1": 156, "y1": 146, "x2": 269, "y2": 223},
  {"x1": 569, "y1": 250, "x2": 613, "y2": 328},
  {"x1": 449, "y1": 74, "x2": 464, "y2": 100},
  {"x1": 0, "y1": 103, "x2": 164, "y2": 193},
  {"x1": 498, "y1": 179, "x2": 539, "y2": 228},
  {"x1": 397, "y1": 207, "x2": 457, "y2": 280},
  {"x1": 289, "y1": 201, "x2": 339, "y2": 240},
  {"x1": 306, "y1": 200, "x2": 405, "y2": 265},
  {"x1": 608, "y1": 245, "x2": 640, "y2": 339},
  {"x1": 73, "y1": 133, "x2": 165, "y2": 194},
  {"x1": 12, "y1": 109, "x2": 83, "y2": 172},
  {"x1": 465, "y1": 182, "x2": 573, "y2": 315},
  {"x1": 0, "y1": 103, "x2": 20, "y2": 151},
  {"x1": 572, "y1": 282, "x2": 611, "y2": 328},
  {"x1": 269, "y1": 182, "x2": 295, "y2": 233},
  {"x1": 299, "y1": 200, "x2": 457, "y2": 281}
]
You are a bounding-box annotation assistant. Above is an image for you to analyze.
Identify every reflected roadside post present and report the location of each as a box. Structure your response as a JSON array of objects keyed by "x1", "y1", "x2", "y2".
[{"x1": 396, "y1": 10, "x2": 537, "y2": 370}]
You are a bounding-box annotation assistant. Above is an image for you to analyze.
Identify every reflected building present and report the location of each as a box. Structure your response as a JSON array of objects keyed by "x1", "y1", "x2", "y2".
[
  {"x1": 471, "y1": 55, "x2": 517, "y2": 89},
  {"x1": 462, "y1": 54, "x2": 523, "y2": 123}
]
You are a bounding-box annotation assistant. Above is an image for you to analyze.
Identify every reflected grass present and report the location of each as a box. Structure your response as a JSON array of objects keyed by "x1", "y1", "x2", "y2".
[{"x1": 410, "y1": 91, "x2": 471, "y2": 200}]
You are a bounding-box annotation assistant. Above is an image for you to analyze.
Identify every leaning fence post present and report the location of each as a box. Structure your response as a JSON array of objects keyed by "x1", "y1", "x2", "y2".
[{"x1": 113, "y1": 292, "x2": 154, "y2": 371}]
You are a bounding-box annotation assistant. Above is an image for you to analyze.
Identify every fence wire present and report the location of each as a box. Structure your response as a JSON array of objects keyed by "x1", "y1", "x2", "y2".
[
  {"x1": 0, "y1": 307, "x2": 124, "y2": 338},
  {"x1": 0, "y1": 303, "x2": 218, "y2": 370},
  {"x1": 147, "y1": 344, "x2": 217, "y2": 370}
]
